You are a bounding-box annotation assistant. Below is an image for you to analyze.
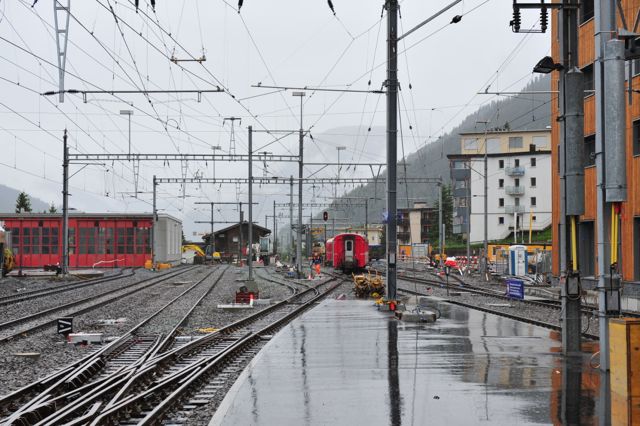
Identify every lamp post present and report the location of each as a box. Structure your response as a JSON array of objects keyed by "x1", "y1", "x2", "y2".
[
  {"x1": 119, "y1": 110, "x2": 133, "y2": 159},
  {"x1": 293, "y1": 91, "x2": 306, "y2": 278}
]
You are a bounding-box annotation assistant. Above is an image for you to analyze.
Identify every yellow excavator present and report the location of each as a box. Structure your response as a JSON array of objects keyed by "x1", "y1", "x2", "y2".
[
  {"x1": 0, "y1": 227, "x2": 14, "y2": 277},
  {"x1": 182, "y1": 244, "x2": 206, "y2": 258}
]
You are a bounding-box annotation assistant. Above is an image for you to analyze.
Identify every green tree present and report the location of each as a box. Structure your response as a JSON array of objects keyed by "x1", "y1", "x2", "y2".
[
  {"x1": 427, "y1": 185, "x2": 455, "y2": 249},
  {"x1": 48, "y1": 203, "x2": 57, "y2": 213},
  {"x1": 15, "y1": 192, "x2": 32, "y2": 213}
]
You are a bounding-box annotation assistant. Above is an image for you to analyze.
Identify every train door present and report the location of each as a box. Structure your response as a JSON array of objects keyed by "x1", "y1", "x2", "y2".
[{"x1": 344, "y1": 237, "x2": 354, "y2": 267}]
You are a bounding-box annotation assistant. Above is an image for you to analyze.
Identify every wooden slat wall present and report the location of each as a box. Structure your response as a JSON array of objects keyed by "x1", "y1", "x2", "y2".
[
  {"x1": 584, "y1": 96, "x2": 595, "y2": 135},
  {"x1": 578, "y1": 19, "x2": 595, "y2": 69},
  {"x1": 581, "y1": 167, "x2": 597, "y2": 221}
]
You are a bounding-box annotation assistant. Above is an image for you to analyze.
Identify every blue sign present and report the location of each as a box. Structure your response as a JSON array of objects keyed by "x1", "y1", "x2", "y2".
[{"x1": 506, "y1": 279, "x2": 524, "y2": 300}]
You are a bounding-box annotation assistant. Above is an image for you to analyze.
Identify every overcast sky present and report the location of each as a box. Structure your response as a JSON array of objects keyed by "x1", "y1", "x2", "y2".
[{"x1": 0, "y1": 0, "x2": 549, "y2": 236}]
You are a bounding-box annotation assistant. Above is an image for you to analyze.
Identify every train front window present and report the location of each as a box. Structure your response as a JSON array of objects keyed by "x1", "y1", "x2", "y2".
[{"x1": 346, "y1": 241, "x2": 352, "y2": 251}]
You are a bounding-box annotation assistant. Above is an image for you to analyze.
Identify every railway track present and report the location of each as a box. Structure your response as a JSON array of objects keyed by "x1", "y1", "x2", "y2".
[
  {"x1": 3, "y1": 268, "x2": 345, "y2": 425},
  {"x1": 0, "y1": 266, "x2": 224, "y2": 420},
  {"x1": 0, "y1": 268, "x2": 135, "y2": 308},
  {"x1": 399, "y1": 272, "x2": 640, "y2": 320},
  {"x1": 397, "y1": 286, "x2": 599, "y2": 340},
  {"x1": 0, "y1": 266, "x2": 199, "y2": 343}
]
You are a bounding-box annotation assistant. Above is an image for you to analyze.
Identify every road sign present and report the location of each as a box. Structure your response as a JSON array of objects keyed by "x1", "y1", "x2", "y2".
[
  {"x1": 57, "y1": 317, "x2": 73, "y2": 335},
  {"x1": 506, "y1": 279, "x2": 525, "y2": 300}
]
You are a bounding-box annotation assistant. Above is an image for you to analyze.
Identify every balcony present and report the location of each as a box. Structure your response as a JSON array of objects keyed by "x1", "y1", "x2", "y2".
[
  {"x1": 505, "y1": 166, "x2": 525, "y2": 176},
  {"x1": 453, "y1": 187, "x2": 468, "y2": 198},
  {"x1": 451, "y1": 168, "x2": 470, "y2": 180},
  {"x1": 505, "y1": 205, "x2": 525, "y2": 214},
  {"x1": 453, "y1": 224, "x2": 468, "y2": 234},
  {"x1": 505, "y1": 186, "x2": 525, "y2": 195}
]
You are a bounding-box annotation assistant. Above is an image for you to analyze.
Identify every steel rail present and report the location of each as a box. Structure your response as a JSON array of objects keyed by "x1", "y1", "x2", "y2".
[
  {"x1": 0, "y1": 268, "x2": 134, "y2": 307},
  {"x1": 399, "y1": 273, "x2": 640, "y2": 318},
  {"x1": 34, "y1": 274, "x2": 340, "y2": 425},
  {"x1": 0, "y1": 268, "x2": 226, "y2": 418},
  {"x1": 20, "y1": 268, "x2": 228, "y2": 425},
  {"x1": 93, "y1": 277, "x2": 345, "y2": 425},
  {"x1": 0, "y1": 266, "x2": 210, "y2": 422},
  {"x1": 397, "y1": 287, "x2": 599, "y2": 340},
  {"x1": 0, "y1": 266, "x2": 199, "y2": 343},
  {"x1": 145, "y1": 265, "x2": 230, "y2": 358}
]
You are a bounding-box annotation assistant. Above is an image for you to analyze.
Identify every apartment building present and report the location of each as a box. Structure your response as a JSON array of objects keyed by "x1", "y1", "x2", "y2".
[
  {"x1": 397, "y1": 202, "x2": 436, "y2": 245},
  {"x1": 448, "y1": 129, "x2": 552, "y2": 244}
]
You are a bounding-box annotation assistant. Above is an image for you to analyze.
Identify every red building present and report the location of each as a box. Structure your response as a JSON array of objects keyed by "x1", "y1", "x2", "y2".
[{"x1": 0, "y1": 213, "x2": 181, "y2": 268}]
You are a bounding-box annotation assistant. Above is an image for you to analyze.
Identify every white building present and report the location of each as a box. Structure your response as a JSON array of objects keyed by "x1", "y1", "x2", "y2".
[{"x1": 448, "y1": 129, "x2": 552, "y2": 244}]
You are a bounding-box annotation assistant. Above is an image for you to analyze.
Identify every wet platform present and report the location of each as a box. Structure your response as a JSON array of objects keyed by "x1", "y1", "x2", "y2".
[{"x1": 212, "y1": 299, "x2": 604, "y2": 425}]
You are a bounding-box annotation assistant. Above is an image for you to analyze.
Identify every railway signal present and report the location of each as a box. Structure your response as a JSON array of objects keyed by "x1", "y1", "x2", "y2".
[
  {"x1": 323, "y1": 211, "x2": 328, "y2": 222},
  {"x1": 57, "y1": 317, "x2": 73, "y2": 336}
]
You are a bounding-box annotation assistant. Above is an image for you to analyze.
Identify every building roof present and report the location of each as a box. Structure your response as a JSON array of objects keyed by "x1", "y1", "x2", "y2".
[
  {"x1": 213, "y1": 221, "x2": 271, "y2": 236},
  {"x1": 458, "y1": 128, "x2": 551, "y2": 137},
  {"x1": 0, "y1": 212, "x2": 181, "y2": 222},
  {"x1": 447, "y1": 149, "x2": 551, "y2": 160}
]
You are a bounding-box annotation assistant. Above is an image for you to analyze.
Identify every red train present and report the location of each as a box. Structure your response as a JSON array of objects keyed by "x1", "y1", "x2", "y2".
[{"x1": 325, "y1": 233, "x2": 369, "y2": 272}]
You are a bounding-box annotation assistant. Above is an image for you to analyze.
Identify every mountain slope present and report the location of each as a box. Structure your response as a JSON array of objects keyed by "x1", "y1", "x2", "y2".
[
  {"x1": 0, "y1": 184, "x2": 51, "y2": 213},
  {"x1": 328, "y1": 75, "x2": 552, "y2": 224}
]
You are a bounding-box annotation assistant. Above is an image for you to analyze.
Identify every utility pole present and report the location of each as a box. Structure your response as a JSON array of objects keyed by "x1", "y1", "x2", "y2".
[
  {"x1": 62, "y1": 129, "x2": 69, "y2": 275},
  {"x1": 293, "y1": 92, "x2": 306, "y2": 278},
  {"x1": 152, "y1": 175, "x2": 157, "y2": 271},
  {"x1": 53, "y1": 0, "x2": 70, "y2": 103},
  {"x1": 120, "y1": 110, "x2": 133, "y2": 159},
  {"x1": 239, "y1": 202, "x2": 244, "y2": 267},
  {"x1": 273, "y1": 200, "x2": 277, "y2": 255},
  {"x1": 335, "y1": 146, "x2": 346, "y2": 200},
  {"x1": 248, "y1": 126, "x2": 254, "y2": 283},
  {"x1": 194, "y1": 202, "x2": 218, "y2": 255},
  {"x1": 482, "y1": 123, "x2": 489, "y2": 278},
  {"x1": 289, "y1": 175, "x2": 294, "y2": 262},
  {"x1": 223, "y1": 117, "x2": 241, "y2": 156},
  {"x1": 595, "y1": 0, "x2": 624, "y2": 373},
  {"x1": 466, "y1": 170, "x2": 471, "y2": 271},
  {"x1": 385, "y1": 0, "x2": 399, "y2": 301},
  {"x1": 511, "y1": 0, "x2": 585, "y2": 356},
  {"x1": 438, "y1": 183, "x2": 443, "y2": 267}
]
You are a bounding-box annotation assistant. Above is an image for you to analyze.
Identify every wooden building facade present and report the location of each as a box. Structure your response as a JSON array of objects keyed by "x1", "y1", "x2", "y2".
[
  {"x1": 212, "y1": 222, "x2": 271, "y2": 260},
  {"x1": 551, "y1": 1, "x2": 640, "y2": 282}
]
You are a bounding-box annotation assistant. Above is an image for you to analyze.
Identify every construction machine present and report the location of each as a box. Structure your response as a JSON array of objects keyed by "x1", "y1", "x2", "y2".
[{"x1": 0, "y1": 226, "x2": 14, "y2": 276}]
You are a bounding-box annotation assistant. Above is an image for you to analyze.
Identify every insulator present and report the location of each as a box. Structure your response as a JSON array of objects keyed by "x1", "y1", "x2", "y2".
[
  {"x1": 511, "y1": 6, "x2": 521, "y2": 32},
  {"x1": 540, "y1": 8, "x2": 548, "y2": 33},
  {"x1": 327, "y1": 0, "x2": 335, "y2": 15}
]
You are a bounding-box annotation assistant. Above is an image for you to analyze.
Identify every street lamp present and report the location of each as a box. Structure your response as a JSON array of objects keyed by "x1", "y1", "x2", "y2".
[
  {"x1": 293, "y1": 91, "x2": 306, "y2": 278},
  {"x1": 119, "y1": 110, "x2": 133, "y2": 159},
  {"x1": 532, "y1": 56, "x2": 563, "y2": 74}
]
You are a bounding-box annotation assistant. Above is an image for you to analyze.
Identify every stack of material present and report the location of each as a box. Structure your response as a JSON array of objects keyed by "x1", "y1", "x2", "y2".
[{"x1": 352, "y1": 271, "x2": 385, "y2": 298}]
